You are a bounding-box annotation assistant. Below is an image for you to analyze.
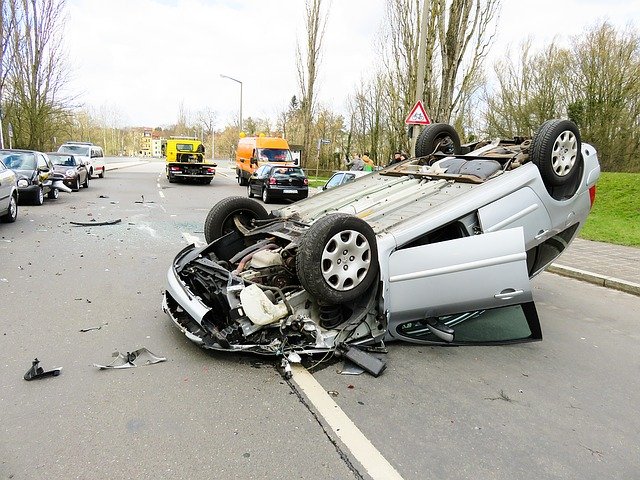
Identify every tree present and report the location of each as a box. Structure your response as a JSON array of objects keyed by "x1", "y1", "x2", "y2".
[
  {"x1": 5, "y1": 0, "x2": 72, "y2": 151},
  {"x1": 296, "y1": 0, "x2": 328, "y2": 167},
  {"x1": 567, "y1": 22, "x2": 640, "y2": 172}
]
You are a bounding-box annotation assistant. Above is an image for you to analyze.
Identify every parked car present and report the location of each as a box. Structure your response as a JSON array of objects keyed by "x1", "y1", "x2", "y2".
[
  {"x1": 48, "y1": 152, "x2": 89, "y2": 191},
  {"x1": 247, "y1": 164, "x2": 308, "y2": 203},
  {"x1": 163, "y1": 120, "x2": 600, "y2": 370},
  {"x1": 322, "y1": 170, "x2": 369, "y2": 190},
  {"x1": 57, "y1": 142, "x2": 105, "y2": 178},
  {"x1": 0, "y1": 149, "x2": 59, "y2": 204},
  {"x1": 0, "y1": 157, "x2": 18, "y2": 222}
]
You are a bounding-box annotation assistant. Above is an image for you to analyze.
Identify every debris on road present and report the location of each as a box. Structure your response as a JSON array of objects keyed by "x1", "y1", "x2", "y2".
[
  {"x1": 93, "y1": 347, "x2": 166, "y2": 370},
  {"x1": 70, "y1": 219, "x2": 122, "y2": 227},
  {"x1": 24, "y1": 358, "x2": 62, "y2": 381},
  {"x1": 79, "y1": 322, "x2": 108, "y2": 333}
]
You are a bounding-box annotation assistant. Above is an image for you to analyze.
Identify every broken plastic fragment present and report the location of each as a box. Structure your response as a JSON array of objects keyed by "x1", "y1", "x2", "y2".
[
  {"x1": 24, "y1": 358, "x2": 62, "y2": 381},
  {"x1": 93, "y1": 347, "x2": 166, "y2": 370},
  {"x1": 70, "y1": 219, "x2": 122, "y2": 227}
]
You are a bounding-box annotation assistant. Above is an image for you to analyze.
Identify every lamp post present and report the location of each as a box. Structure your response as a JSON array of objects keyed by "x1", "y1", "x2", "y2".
[{"x1": 220, "y1": 74, "x2": 243, "y2": 133}]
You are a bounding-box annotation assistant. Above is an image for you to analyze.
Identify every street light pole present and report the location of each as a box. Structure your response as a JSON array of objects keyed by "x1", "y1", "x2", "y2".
[{"x1": 220, "y1": 74, "x2": 243, "y2": 133}]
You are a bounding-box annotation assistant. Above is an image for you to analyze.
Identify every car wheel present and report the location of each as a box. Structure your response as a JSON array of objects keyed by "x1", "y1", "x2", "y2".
[
  {"x1": 262, "y1": 187, "x2": 270, "y2": 204},
  {"x1": 168, "y1": 173, "x2": 176, "y2": 183},
  {"x1": 0, "y1": 195, "x2": 17, "y2": 223},
  {"x1": 247, "y1": 183, "x2": 254, "y2": 198},
  {"x1": 33, "y1": 186, "x2": 44, "y2": 205},
  {"x1": 531, "y1": 119, "x2": 583, "y2": 189},
  {"x1": 82, "y1": 173, "x2": 89, "y2": 188},
  {"x1": 89, "y1": 168, "x2": 94, "y2": 179},
  {"x1": 204, "y1": 196, "x2": 269, "y2": 244},
  {"x1": 98, "y1": 168, "x2": 105, "y2": 178},
  {"x1": 73, "y1": 177, "x2": 80, "y2": 191},
  {"x1": 296, "y1": 213, "x2": 379, "y2": 304},
  {"x1": 47, "y1": 188, "x2": 59, "y2": 200},
  {"x1": 415, "y1": 123, "x2": 462, "y2": 157}
]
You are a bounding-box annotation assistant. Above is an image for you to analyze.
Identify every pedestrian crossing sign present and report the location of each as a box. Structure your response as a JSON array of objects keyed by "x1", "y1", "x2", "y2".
[{"x1": 405, "y1": 101, "x2": 431, "y2": 125}]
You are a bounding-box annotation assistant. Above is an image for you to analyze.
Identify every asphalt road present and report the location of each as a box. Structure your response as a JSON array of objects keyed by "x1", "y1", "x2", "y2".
[{"x1": 1, "y1": 159, "x2": 638, "y2": 479}]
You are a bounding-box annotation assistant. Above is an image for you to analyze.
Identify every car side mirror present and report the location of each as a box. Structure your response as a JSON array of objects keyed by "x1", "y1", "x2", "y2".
[
  {"x1": 250, "y1": 158, "x2": 258, "y2": 165},
  {"x1": 38, "y1": 166, "x2": 50, "y2": 173}
]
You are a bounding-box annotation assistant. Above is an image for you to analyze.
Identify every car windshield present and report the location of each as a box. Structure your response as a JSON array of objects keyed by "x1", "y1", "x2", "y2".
[
  {"x1": 176, "y1": 143, "x2": 195, "y2": 152},
  {"x1": 271, "y1": 167, "x2": 305, "y2": 177},
  {"x1": 0, "y1": 152, "x2": 36, "y2": 170},
  {"x1": 58, "y1": 145, "x2": 91, "y2": 156},
  {"x1": 49, "y1": 155, "x2": 76, "y2": 166},
  {"x1": 258, "y1": 148, "x2": 292, "y2": 162}
]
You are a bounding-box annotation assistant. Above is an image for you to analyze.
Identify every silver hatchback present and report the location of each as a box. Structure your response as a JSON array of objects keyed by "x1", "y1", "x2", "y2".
[{"x1": 163, "y1": 119, "x2": 600, "y2": 373}]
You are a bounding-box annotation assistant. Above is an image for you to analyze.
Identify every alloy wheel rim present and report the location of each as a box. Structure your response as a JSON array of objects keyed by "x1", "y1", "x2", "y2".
[
  {"x1": 321, "y1": 229, "x2": 371, "y2": 291},
  {"x1": 551, "y1": 130, "x2": 578, "y2": 177}
]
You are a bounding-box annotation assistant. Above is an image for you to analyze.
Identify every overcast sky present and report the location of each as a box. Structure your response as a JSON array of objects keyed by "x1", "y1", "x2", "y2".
[{"x1": 64, "y1": 0, "x2": 639, "y2": 128}]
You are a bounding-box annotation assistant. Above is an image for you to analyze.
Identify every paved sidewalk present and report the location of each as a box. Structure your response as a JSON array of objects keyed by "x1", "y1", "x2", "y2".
[{"x1": 549, "y1": 237, "x2": 640, "y2": 296}]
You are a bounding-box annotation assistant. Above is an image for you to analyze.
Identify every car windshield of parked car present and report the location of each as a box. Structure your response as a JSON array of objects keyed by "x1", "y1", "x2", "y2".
[
  {"x1": 258, "y1": 149, "x2": 292, "y2": 163},
  {"x1": 58, "y1": 145, "x2": 91, "y2": 156},
  {"x1": 0, "y1": 153, "x2": 36, "y2": 170},
  {"x1": 271, "y1": 167, "x2": 305, "y2": 178},
  {"x1": 49, "y1": 155, "x2": 76, "y2": 166}
]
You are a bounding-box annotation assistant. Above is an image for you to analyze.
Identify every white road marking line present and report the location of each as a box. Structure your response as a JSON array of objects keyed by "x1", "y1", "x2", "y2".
[
  {"x1": 181, "y1": 232, "x2": 205, "y2": 247},
  {"x1": 291, "y1": 365, "x2": 405, "y2": 480},
  {"x1": 159, "y1": 191, "x2": 165, "y2": 198},
  {"x1": 157, "y1": 182, "x2": 161, "y2": 188}
]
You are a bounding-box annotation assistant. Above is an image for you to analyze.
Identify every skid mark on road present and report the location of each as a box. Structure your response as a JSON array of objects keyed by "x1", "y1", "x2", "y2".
[{"x1": 291, "y1": 365, "x2": 405, "y2": 480}]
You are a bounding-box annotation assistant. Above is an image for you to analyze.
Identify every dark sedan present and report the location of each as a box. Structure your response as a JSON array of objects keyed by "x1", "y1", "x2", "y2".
[
  {"x1": 48, "y1": 152, "x2": 89, "y2": 191},
  {"x1": 0, "y1": 149, "x2": 57, "y2": 205},
  {"x1": 247, "y1": 165, "x2": 308, "y2": 203}
]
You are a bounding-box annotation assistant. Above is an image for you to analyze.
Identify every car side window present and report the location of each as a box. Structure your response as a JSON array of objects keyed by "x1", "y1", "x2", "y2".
[
  {"x1": 325, "y1": 173, "x2": 344, "y2": 189},
  {"x1": 344, "y1": 174, "x2": 356, "y2": 184},
  {"x1": 36, "y1": 154, "x2": 48, "y2": 169}
]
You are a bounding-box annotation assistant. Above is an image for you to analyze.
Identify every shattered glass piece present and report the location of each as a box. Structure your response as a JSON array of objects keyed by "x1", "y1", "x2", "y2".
[{"x1": 93, "y1": 347, "x2": 166, "y2": 370}]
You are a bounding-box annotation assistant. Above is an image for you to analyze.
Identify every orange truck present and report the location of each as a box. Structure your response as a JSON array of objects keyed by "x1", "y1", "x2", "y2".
[{"x1": 235, "y1": 135, "x2": 295, "y2": 186}]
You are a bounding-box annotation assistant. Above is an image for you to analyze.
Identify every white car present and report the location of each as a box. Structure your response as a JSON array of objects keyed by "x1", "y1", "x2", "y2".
[
  {"x1": 163, "y1": 120, "x2": 600, "y2": 374},
  {"x1": 322, "y1": 170, "x2": 370, "y2": 190},
  {"x1": 57, "y1": 142, "x2": 106, "y2": 179}
]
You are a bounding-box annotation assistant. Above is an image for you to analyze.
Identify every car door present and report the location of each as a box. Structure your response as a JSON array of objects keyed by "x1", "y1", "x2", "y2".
[
  {"x1": 250, "y1": 165, "x2": 265, "y2": 195},
  {"x1": 387, "y1": 227, "x2": 541, "y2": 345}
]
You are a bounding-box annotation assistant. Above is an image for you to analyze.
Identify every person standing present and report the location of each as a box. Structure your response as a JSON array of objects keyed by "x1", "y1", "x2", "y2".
[
  {"x1": 362, "y1": 152, "x2": 375, "y2": 171},
  {"x1": 345, "y1": 153, "x2": 364, "y2": 171}
]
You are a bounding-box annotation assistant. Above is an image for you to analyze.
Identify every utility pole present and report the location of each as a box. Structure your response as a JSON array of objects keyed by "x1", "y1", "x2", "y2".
[{"x1": 411, "y1": 0, "x2": 430, "y2": 157}]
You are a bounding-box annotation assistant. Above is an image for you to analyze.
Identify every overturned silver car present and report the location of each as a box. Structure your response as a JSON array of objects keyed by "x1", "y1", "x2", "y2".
[{"x1": 163, "y1": 120, "x2": 600, "y2": 369}]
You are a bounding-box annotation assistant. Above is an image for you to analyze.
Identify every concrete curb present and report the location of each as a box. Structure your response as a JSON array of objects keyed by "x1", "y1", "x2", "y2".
[{"x1": 548, "y1": 264, "x2": 640, "y2": 297}]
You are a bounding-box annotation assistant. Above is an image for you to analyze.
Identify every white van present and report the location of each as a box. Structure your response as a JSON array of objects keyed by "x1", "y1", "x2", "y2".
[{"x1": 57, "y1": 142, "x2": 106, "y2": 178}]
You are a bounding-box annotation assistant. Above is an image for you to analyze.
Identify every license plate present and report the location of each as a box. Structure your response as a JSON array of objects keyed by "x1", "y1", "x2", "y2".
[{"x1": 283, "y1": 189, "x2": 297, "y2": 194}]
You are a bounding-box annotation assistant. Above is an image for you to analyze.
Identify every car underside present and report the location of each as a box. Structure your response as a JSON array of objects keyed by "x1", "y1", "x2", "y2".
[{"x1": 163, "y1": 120, "x2": 601, "y2": 374}]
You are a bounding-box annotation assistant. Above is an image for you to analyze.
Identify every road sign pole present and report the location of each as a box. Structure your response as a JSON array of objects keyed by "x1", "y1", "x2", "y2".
[{"x1": 411, "y1": 0, "x2": 430, "y2": 157}]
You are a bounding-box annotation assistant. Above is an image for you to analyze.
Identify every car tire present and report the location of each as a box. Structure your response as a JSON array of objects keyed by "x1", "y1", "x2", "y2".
[
  {"x1": 82, "y1": 173, "x2": 89, "y2": 188},
  {"x1": 0, "y1": 195, "x2": 17, "y2": 223},
  {"x1": 296, "y1": 213, "x2": 379, "y2": 304},
  {"x1": 262, "y1": 187, "x2": 270, "y2": 204},
  {"x1": 415, "y1": 123, "x2": 462, "y2": 157},
  {"x1": 247, "y1": 183, "x2": 254, "y2": 198},
  {"x1": 239, "y1": 174, "x2": 248, "y2": 186},
  {"x1": 530, "y1": 119, "x2": 583, "y2": 189},
  {"x1": 89, "y1": 168, "x2": 94, "y2": 179},
  {"x1": 73, "y1": 177, "x2": 80, "y2": 192},
  {"x1": 98, "y1": 168, "x2": 105, "y2": 178},
  {"x1": 204, "y1": 196, "x2": 269, "y2": 244},
  {"x1": 168, "y1": 173, "x2": 176, "y2": 183},
  {"x1": 48, "y1": 188, "x2": 59, "y2": 200},
  {"x1": 33, "y1": 186, "x2": 44, "y2": 205}
]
